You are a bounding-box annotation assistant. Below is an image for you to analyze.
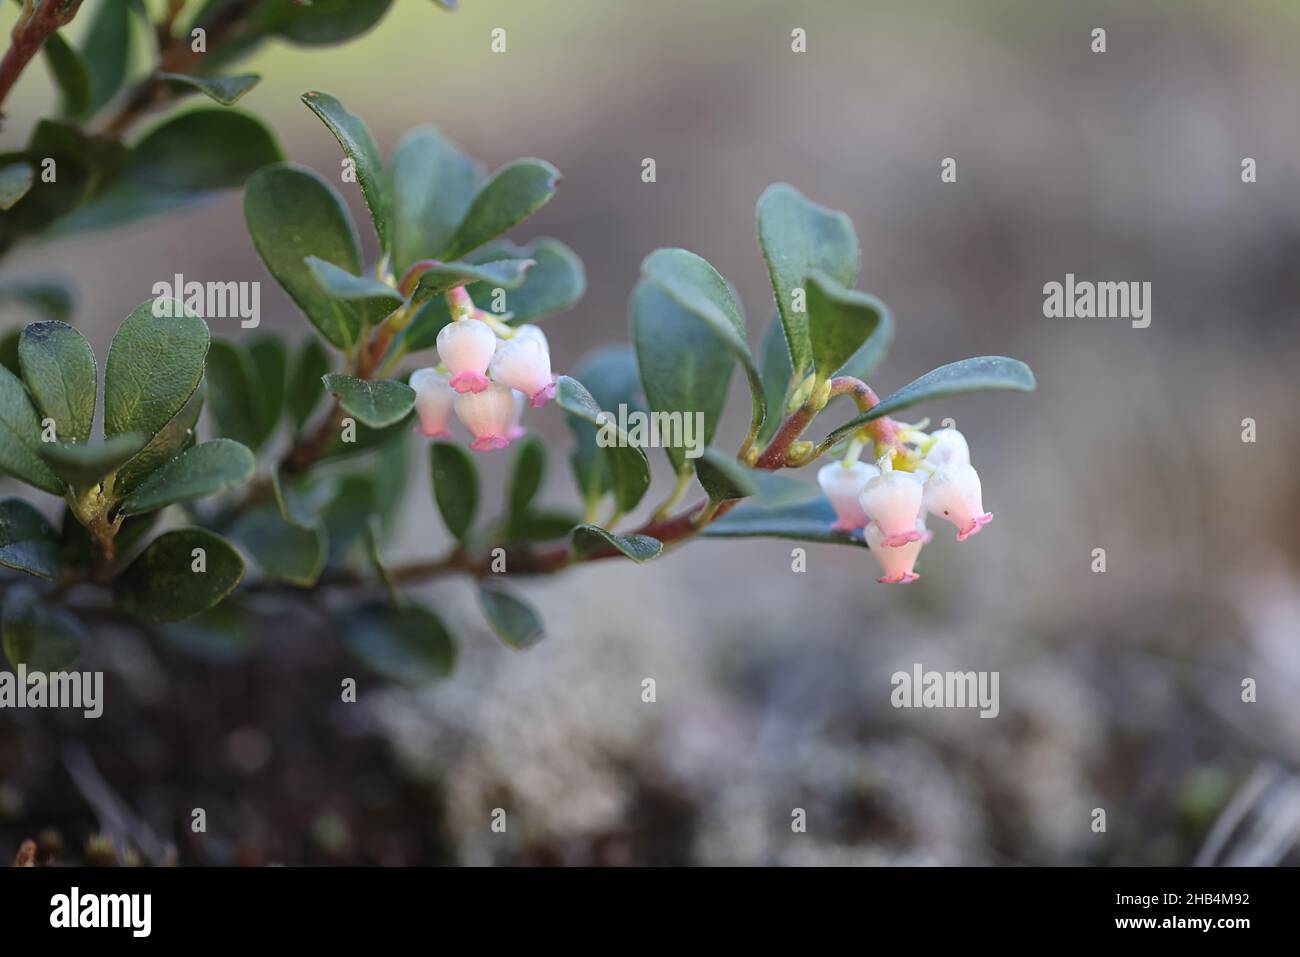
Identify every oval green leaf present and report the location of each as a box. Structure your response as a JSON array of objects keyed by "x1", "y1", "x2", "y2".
[
  {"x1": 302, "y1": 90, "x2": 390, "y2": 249},
  {"x1": 323, "y1": 374, "x2": 415, "y2": 429},
  {"x1": 116, "y1": 528, "x2": 246, "y2": 623},
  {"x1": 119, "y1": 438, "x2": 255, "y2": 516},
  {"x1": 555, "y1": 375, "x2": 650, "y2": 513},
  {"x1": 478, "y1": 582, "x2": 545, "y2": 649},
  {"x1": 442, "y1": 159, "x2": 560, "y2": 261},
  {"x1": 430, "y1": 440, "x2": 478, "y2": 542},
  {"x1": 0, "y1": 497, "x2": 61, "y2": 580},
  {"x1": 2, "y1": 584, "x2": 84, "y2": 670},
  {"x1": 570, "y1": 524, "x2": 662, "y2": 563},
  {"x1": 18, "y1": 320, "x2": 96, "y2": 445}
]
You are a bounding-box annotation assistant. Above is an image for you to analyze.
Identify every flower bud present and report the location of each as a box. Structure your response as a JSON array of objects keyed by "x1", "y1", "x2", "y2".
[
  {"x1": 488, "y1": 326, "x2": 555, "y2": 407},
  {"x1": 858, "y1": 469, "x2": 925, "y2": 546},
  {"x1": 436, "y1": 317, "x2": 497, "y2": 393},
  {"x1": 865, "y1": 519, "x2": 930, "y2": 584},
  {"x1": 409, "y1": 367, "x2": 454, "y2": 438},
  {"x1": 454, "y1": 381, "x2": 516, "y2": 451},
  {"x1": 817, "y1": 461, "x2": 880, "y2": 531},
  {"x1": 923, "y1": 462, "x2": 992, "y2": 541},
  {"x1": 925, "y1": 427, "x2": 970, "y2": 468}
]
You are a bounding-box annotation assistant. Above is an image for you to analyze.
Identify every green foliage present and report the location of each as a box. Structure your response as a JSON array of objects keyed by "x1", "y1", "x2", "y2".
[
  {"x1": 555, "y1": 375, "x2": 650, "y2": 513},
  {"x1": 323, "y1": 374, "x2": 415, "y2": 429},
  {"x1": 571, "y1": 524, "x2": 663, "y2": 563},
  {"x1": 117, "y1": 528, "x2": 246, "y2": 623},
  {"x1": 478, "y1": 583, "x2": 545, "y2": 649},
  {"x1": 430, "y1": 441, "x2": 478, "y2": 542}
]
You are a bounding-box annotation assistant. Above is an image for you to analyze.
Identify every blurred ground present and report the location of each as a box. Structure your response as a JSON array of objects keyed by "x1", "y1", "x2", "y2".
[{"x1": 3, "y1": 1, "x2": 1300, "y2": 865}]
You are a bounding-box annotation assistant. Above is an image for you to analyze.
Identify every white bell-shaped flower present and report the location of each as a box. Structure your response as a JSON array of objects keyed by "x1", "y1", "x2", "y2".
[
  {"x1": 865, "y1": 518, "x2": 931, "y2": 584},
  {"x1": 507, "y1": 388, "x2": 527, "y2": 441},
  {"x1": 925, "y1": 427, "x2": 970, "y2": 468},
  {"x1": 409, "y1": 367, "x2": 455, "y2": 438},
  {"x1": 488, "y1": 326, "x2": 555, "y2": 407},
  {"x1": 923, "y1": 462, "x2": 992, "y2": 541},
  {"x1": 858, "y1": 468, "x2": 925, "y2": 547},
  {"x1": 817, "y1": 461, "x2": 880, "y2": 531},
  {"x1": 453, "y1": 381, "x2": 516, "y2": 451},
  {"x1": 436, "y1": 317, "x2": 497, "y2": 394}
]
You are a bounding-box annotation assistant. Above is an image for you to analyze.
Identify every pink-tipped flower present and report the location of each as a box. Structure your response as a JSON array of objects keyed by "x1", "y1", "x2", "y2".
[
  {"x1": 865, "y1": 519, "x2": 930, "y2": 584},
  {"x1": 923, "y1": 462, "x2": 992, "y2": 541},
  {"x1": 925, "y1": 427, "x2": 970, "y2": 468},
  {"x1": 817, "y1": 461, "x2": 880, "y2": 531},
  {"x1": 858, "y1": 469, "x2": 925, "y2": 547},
  {"x1": 454, "y1": 382, "x2": 516, "y2": 452},
  {"x1": 409, "y1": 367, "x2": 455, "y2": 438},
  {"x1": 488, "y1": 325, "x2": 555, "y2": 407},
  {"x1": 436, "y1": 317, "x2": 497, "y2": 393},
  {"x1": 507, "y1": 388, "x2": 527, "y2": 441}
]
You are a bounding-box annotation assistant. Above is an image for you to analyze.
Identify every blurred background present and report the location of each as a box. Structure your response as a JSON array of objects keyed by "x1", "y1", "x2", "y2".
[{"x1": 2, "y1": 0, "x2": 1300, "y2": 865}]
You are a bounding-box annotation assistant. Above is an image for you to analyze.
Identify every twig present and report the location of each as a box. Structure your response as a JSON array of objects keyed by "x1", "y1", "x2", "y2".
[{"x1": 0, "y1": 0, "x2": 85, "y2": 117}]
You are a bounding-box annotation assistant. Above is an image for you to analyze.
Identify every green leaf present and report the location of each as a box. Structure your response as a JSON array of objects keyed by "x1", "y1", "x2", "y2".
[
  {"x1": 286, "y1": 335, "x2": 330, "y2": 430},
  {"x1": 159, "y1": 71, "x2": 260, "y2": 106},
  {"x1": 0, "y1": 278, "x2": 75, "y2": 322},
  {"x1": 0, "y1": 498, "x2": 61, "y2": 580},
  {"x1": 703, "y1": 497, "x2": 868, "y2": 547},
  {"x1": 2, "y1": 584, "x2": 84, "y2": 670},
  {"x1": 555, "y1": 375, "x2": 650, "y2": 513},
  {"x1": 81, "y1": 0, "x2": 133, "y2": 114},
  {"x1": 103, "y1": 299, "x2": 209, "y2": 446},
  {"x1": 820, "y1": 356, "x2": 1038, "y2": 450},
  {"x1": 408, "y1": 258, "x2": 534, "y2": 308},
  {"x1": 320, "y1": 473, "x2": 378, "y2": 562},
  {"x1": 43, "y1": 30, "x2": 91, "y2": 120},
  {"x1": 18, "y1": 320, "x2": 96, "y2": 444},
  {"x1": 833, "y1": 294, "x2": 894, "y2": 384},
  {"x1": 114, "y1": 378, "x2": 206, "y2": 493},
  {"x1": 508, "y1": 508, "x2": 579, "y2": 542},
  {"x1": 323, "y1": 374, "x2": 415, "y2": 429},
  {"x1": 806, "y1": 270, "x2": 889, "y2": 380},
  {"x1": 506, "y1": 436, "x2": 544, "y2": 533},
  {"x1": 341, "y1": 600, "x2": 455, "y2": 685},
  {"x1": 244, "y1": 163, "x2": 364, "y2": 351},
  {"x1": 117, "y1": 528, "x2": 246, "y2": 623},
  {"x1": 118, "y1": 439, "x2": 254, "y2": 516},
  {"x1": 694, "y1": 448, "x2": 757, "y2": 502},
  {"x1": 462, "y1": 237, "x2": 585, "y2": 325},
  {"x1": 0, "y1": 162, "x2": 33, "y2": 210},
  {"x1": 756, "y1": 183, "x2": 860, "y2": 377},
  {"x1": 56, "y1": 109, "x2": 283, "y2": 233},
  {"x1": 442, "y1": 159, "x2": 561, "y2": 261},
  {"x1": 570, "y1": 524, "x2": 662, "y2": 563},
  {"x1": 248, "y1": 334, "x2": 287, "y2": 445},
  {"x1": 639, "y1": 248, "x2": 765, "y2": 445},
  {"x1": 39, "y1": 433, "x2": 147, "y2": 489},
  {"x1": 304, "y1": 256, "x2": 401, "y2": 327},
  {"x1": 202, "y1": 339, "x2": 260, "y2": 448},
  {"x1": 0, "y1": 364, "x2": 63, "y2": 494},
  {"x1": 630, "y1": 278, "x2": 733, "y2": 475},
  {"x1": 430, "y1": 440, "x2": 478, "y2": 541},
  {"x1": 388, "y1": 125, "x2": 483, "y2": 273},
  {"x1": 272, "y1": 470, "x2": 335, "y2": 530},
  {"x1": 478, "y1": 582, "x2": 545, "y2": 649},
  {"x1": 757, "y1": 315, "x2": 793, "y2": 445},
  {"x1": 269, "y1": 0, "x2": 394, "y2": 45},
  {"x1": 301, "y1": 90, "x2": 390, "y2": 249},
  {"x1": 233, "y1": 505, "x2": 325, "y2": 587},
  {"x1": 562, "y1": 347, "x2": 642, "y2": 505}
]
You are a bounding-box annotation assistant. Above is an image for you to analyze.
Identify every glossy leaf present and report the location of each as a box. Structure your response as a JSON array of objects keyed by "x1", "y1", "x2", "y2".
[
  {"x1": 389, "y1": 125, "x2": 484, "y2": 273},
  {"x1": 408, "y1": 258, "x2": 534, "y2": 308},
  {"x1": 270, "y1": 0, "x2": 394, "y2": 45},
  {"x1": 18, "y1": 320, "x2": 96, "y2": 444},
  {"x1": 694, "y1": 448, "x2": 757, "y2": 502},
  {"x1": 43, "y1": 30, "x2": 91, "y2": 120},
  {"x1": 756, "y1": 183, "x2": 859, "y2": 377},
  {"x1": 2, "y1": 584, "x2": 84, "y2": 671},
  {"x1": 117, "y1": 528, "x2": 246, "y2": 622},
  {"x1": 0, "y1": 498, "x2": 61, "y2": 580},
  {"x1": 244, "y1": 163, "x2": 364, "y2": 351},
  {"x1": 461, "y1": 237, "x2": 584, "y2": 325},
  {"x1": 630, "y1": 277, "x2": 733, "y2": 474},
  {"x1": 0, "y1": 364, "x2": 64, "y2": 494},
  {"x1": 507, "y1": 436, "x2": 545, "y2": 524},
  {"x1": 323, "y1": 374, "x2": 415, "y2": 429},
  {"x1": 302, "y1": 90, "x2": 390, "y2": 248},
  {"x1": 103, "y1": 299, "x2": 209, "y2": 445},
  {"x1": 341, "y1": 600, "x2": 455, "y2": 685},
  {"x1": 442, "y1": 159, "x2": 561, "y2": 261},
  {"x1": 115, "y1": 379, "x2": 206, "y2": 493},
  {"x1": 478, "y1": 583, "x2": 545, "y2": 649},
  {"x1": 119, "y1": 439, "x2": 254, "y2": 516},
  {"x1": 430, "y1": 440, "x2": 478, "y2": 541},
  {"x1": 703, "y1": 497, "x2": 868, "y2": 547},
  {"x1": 159, "y1": 72, "x2": 260, "y2": 106},
  {"x1": 304, "y1": 256, "x2": 401, "y2": 328},
  {"x1": 203, "y1": 340, "x2": 261, "y2": 448},
  {"x1": 570, "y1": 524, "x2": 662, "y2": 563},
  {"x1": 81, "y1": 0, "x2": 133, "y2": 114},
  {"x1": 555, "y1": 375, "x2": 650, "y2": 513},
  {"x1": 806, "y1": 270, "x2": 888, "y2": 380},
  {"x1": 820, "y1": 356, "x2": 1038, "y2": 449},
  {"x1": 39, "y1": 433, "x2": 147, "y2": 489}
]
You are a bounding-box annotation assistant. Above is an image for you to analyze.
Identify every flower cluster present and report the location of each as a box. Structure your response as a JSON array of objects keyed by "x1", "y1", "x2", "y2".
[
  {"x1": 817, "y1": 426, "x2": 991, "y2": 584},
  {"x1": 409, "y1": 287, "x2": 558, "y2": 452}
]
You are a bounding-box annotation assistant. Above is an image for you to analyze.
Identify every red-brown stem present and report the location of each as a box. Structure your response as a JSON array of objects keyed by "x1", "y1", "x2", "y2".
[
  {"x1": 0, "y1": 0, "x2": 83, "y2": 116},
  {"x1": 828, "y1": 375, "x2": 904, "y2": 450}
]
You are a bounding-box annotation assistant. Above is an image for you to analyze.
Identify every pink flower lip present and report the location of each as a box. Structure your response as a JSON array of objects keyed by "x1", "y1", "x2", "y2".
[
  {"x1": 529, "y1": 378, "x2": 557, "y2": 408},
  {"x1": 469, "y1": 435, "x2": 509, "y2": 452},
  {"x1": 413, "y1": 424, "x2": 453, "y2": 438},
  {"x1": 507, "y1": 425, "x2": 527, "y2": 441},
  {"x1": 877, "y1": 572, "x2": 920, "y2": 584},
  {"x1": 881, "y1": 528, "x2": 924, "y2": 548},
  {"x1": 956, "y1": 512, "x2": 993, "y2": 541},
  {"x1": 450, "y1": 371, "x2": 490, "y2": 393}
]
